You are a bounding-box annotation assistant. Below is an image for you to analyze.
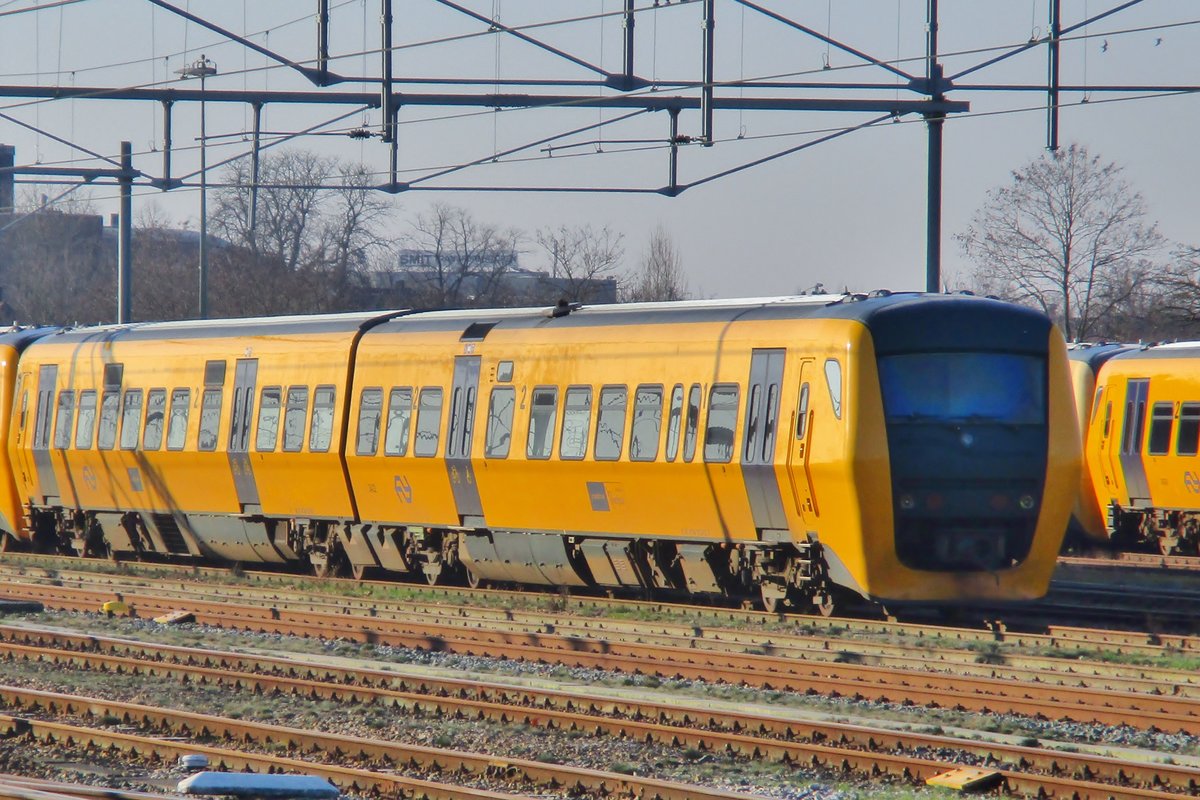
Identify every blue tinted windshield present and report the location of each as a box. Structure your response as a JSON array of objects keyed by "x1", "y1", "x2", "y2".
[{"x1": 878, "y1": 352, "x2": 1045, "y2": 424}]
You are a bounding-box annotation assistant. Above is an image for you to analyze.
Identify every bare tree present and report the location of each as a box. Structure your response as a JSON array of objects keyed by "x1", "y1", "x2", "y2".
[
  {"x1": 957, "y1": 144, "x2": 1163, "y2": 341},
  {"x1": 1146, "y1": 246, "x2": 1200, "y2": 338},
  {"x1": 623, "y1": 225, "x2": 689, "y2": 302},
  {"x1": 399, "y1": 203, "x2": 520, "y2": 308},
  {"x1": 535, "y1": 224, "x2": 623, "y2": 303}
]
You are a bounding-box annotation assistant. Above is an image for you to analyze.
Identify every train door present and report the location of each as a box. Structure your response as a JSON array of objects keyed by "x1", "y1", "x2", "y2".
[
  {"x1": 786, "y1": 359, "x2": 818, "y2": 523},
  {"x1": 31, "y1": 364, "x2": 59, "y2": 502},
  {"x1": 1118, "y1": 378, "x2": 1151, "y2": 506},
  {"x1": 741, "y1": 349, "x2": 789, "y2": 533},
  {"x1": 227, "y1": 358, "x2": 261, "y2": 512},
  {"x1": 445, "y1": 356, "x2": 484, "y2": 522}
]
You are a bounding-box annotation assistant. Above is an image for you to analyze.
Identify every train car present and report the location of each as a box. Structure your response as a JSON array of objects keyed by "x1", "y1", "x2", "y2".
[
  {"x1": 0, "y1": 327, "x2": 59, "y2": 546},
  {"x1": 1065, "y1": 343, "x2": 1135, "y2": 544},
  {"x1": 3, "y1": 293, "x2": 1079, "y2": 612},
  {"x1": 1084, "y1": 342, "x2": 1200, "y2": 555}
]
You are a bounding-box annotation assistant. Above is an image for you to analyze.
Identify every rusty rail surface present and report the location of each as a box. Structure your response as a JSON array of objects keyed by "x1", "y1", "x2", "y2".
[
  {"x1": 4, "y1": 583, "x2": 1200, "y2": 735},
  {"x1": 5, "y1": 558, "x2": 1200, "y2": 660},
  {"x1": 0, "y1": 709, "x2": 767, "y2": 800},
  {"x1": 1060, "y1": 553, "x2": 1200, "y2": 572},
  {"x1": 2, "y1": 680, "x2": 1196, "y2": 800},
  {"x1": 2, "y1": 627, "x2": 1199, "y2": 797}
]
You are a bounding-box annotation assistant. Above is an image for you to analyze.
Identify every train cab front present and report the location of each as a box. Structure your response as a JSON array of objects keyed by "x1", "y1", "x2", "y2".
[{"x1": 858, "y1": 296, "x2": 1079, "y2": 602}]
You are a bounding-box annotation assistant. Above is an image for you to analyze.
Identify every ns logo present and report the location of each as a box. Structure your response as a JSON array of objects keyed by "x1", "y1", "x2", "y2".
[{"x1": 1184, "y1": 471, "x2": 1200, "y2": 494}]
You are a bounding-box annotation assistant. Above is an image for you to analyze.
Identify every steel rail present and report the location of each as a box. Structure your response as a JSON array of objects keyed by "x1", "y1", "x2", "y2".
[
  {"x1": 1, "y1": 680, "x2": 1196, "y2": 799},
  {"x1": 1, "y1": 631, "x2": 1198, "y2": 795},
  {"x1": 2, "y1": 585, "x2": 1200, "y2": 734},
  {"x1": 4, "y1": 555, "x2": 1197, "y2": 655},
  {"x1": 5, "y1": 566, "x2": 1200, "y2": 665},
  {"x1": 0, "y1": 716, "x2": 521, "y2": 800}
]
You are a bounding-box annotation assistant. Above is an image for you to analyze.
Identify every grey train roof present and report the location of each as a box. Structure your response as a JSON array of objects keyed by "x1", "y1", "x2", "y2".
[{"x1": 29, "y1": 293, "x2": 1053, "y2": 354}]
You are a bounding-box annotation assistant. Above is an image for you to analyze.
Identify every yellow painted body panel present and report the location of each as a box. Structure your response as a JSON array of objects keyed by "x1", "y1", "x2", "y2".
[
  {"x1": 1086, "y1": 354, "x2": 1200, "y2": 515},
  {"x1": 0, "y1": 345, "x2": 28, "y2": 537},
  {"x1": 1067, "y1": 359, "x2": 1108, "y2": 540},
  {"x1": 10, "y1": 331, "x2": 358, "y2": 521}
]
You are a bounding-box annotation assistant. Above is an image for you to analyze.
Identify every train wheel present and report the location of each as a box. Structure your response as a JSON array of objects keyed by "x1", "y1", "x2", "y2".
[
  {"x1": 464, "y1": 565, "x2": 485, "y2": 589},
  {"x1": 760, "y1": 584, "x2": 788, "y2": 614},
  {"x1": 814, "y1": 592, "x2": 837, "y2": 617}
]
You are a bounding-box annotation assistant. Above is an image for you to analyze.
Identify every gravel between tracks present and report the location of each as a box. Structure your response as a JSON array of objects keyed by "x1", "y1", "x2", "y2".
[{"x1": 5, "y1": 608, "x2": 1198, "y2": 799}]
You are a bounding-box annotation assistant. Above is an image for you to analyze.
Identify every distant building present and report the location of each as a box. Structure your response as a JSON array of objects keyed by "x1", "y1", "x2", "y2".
[{"x1": 364, "y1": 249, "x2": 618, "y2": 307}]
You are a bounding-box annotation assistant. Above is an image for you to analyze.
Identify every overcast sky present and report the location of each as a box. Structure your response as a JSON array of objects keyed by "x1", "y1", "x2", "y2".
[{"x1": 1, "y1": 1, "x2": 1196, "y2": 300}]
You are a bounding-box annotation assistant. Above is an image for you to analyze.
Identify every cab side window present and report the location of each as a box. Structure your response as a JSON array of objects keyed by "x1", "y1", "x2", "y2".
[{"x1": 824, "y1": 359, "x2": 843, "y2": 419}]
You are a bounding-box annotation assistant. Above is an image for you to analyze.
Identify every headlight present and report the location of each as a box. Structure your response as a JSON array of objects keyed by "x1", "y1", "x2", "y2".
[
  {"x1": 1018, "y1": 494, "x2": 1036, "y2": 510},
  {"x1": 899, "y1": 494, "x2": 916, "y2": 510}
]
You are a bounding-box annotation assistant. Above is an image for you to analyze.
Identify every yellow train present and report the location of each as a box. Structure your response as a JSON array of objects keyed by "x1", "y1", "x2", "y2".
[
  {"x1": 1080, "y1": 342, "x2": 1200, "y2": 555},
  {"x1": 1, "y1": 293, "x2": 1080, "y2": 611},
  {"x1": 1065, "y1": 343, "x2": 1135, "y2": 544}
]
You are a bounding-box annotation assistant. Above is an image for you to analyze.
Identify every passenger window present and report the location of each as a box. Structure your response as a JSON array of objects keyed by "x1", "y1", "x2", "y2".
[
  {"x1": 97, "y1": 392, "x2": 120, "y2": 450},
  {"x1": 143, "y1": 390, "x2": 167, "y2": 450},
  {"x1": 762, "y1": 383, "x2": 780, "y2": 461},
  {"x1": 1177, "y1": 403, "x2": 1200, "y2": 456},
  {"x1": 75, "y1": 391, "x2": 97, "y2": 449},
  {"x1": 630, "y1": 385, "x2": 663, "y2": 462},
  {"x1": 120, "y1": 390, "x2": 143, "y2": 450},
  {"x1": 594, "y1": 386, "x2": 628, "y2": 461},
  {"x1": 1147, "y1": 402, "x2": 1174, "y2": 455},
  {"x1": 560, "y1": 386, "x2": 593, "y2": 460},
  {"x1": 256, "y1": 387, "x2": 281, "y2": 452},
  {"x1": 309, "y1": 386, "x2": 336, "y2": 453},
  {"x1": 414, "y1": 388, "x2": 443, "y2": 457},
  {"x1": 485, "y1": 386, "x2": 516, "y2": 459},
  {"x1": 824, "y1": 359, "x2": 843, "y2": 419},
  {"x1": 1090, "y1": 387, "x2": 1104, "y2": 425},
  {"x1": 796, "y1": 383, "x2": 811, "y2": 438},
  {"x1": 527, "y1": 387, "x2": 559, "y2": 460},
  {"x1": 53, "y1": 391, "x2": 75, "y2": 450},
  {"x1": 356, "y1": 388, "x2": 384, "y2": 456},
  {"x1": 704, "y1": 384, "x2": 739, "y2": 463},
  {"x1": 282, "y1": 387, "x2": 309, "y2": 452},
  {"x1": 384, "y1": 388, "x2": 414, "y2": 456},
  {"x1": 166, "y1": 389, "x2": 190, "y2": 450},
  {"x1": 664, "y1": 385, "x2": 684, "y2": 462},
  {"x1": 682, "y1": 384, "x2": 701, "y2": 462},
  {"x1": 198, "y1": 388, "x2": 222, "y2": 451}
]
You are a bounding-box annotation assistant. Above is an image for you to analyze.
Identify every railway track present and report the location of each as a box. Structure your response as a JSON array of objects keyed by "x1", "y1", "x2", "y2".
[
  {"x1": 3, "y1": 577, "x2": 1200, "y2": 734},
  {"x1": 1061, "y1": 552, "x2": 1200, "y2": 572},
  {"x1": 1, "y1": 625, "x2": 1197, "y2": 800}
]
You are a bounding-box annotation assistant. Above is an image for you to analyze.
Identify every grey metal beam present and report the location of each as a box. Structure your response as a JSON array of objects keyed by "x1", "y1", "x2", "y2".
[
  {"x1": 381, "y1": 0, "x2": 394, "y2": 143},
  {"x1": 701, "y1": 0, "x2": 715, "y2": 146},
  {"x1": 1046, "y1": 0, "x2": 1061, "y2": 151},
  {"x1": 0, "y1": 84, "x2": 968, "y2": 114},
  {"x1": 925, "y1": 0, "x2": 943, "y2": 294},
  {"x1": 317, "y1": 0, "x2": 331, "y2": 86},
  {"x1": 117, "y1": 142, "x2": 133, "y2": 324}
]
